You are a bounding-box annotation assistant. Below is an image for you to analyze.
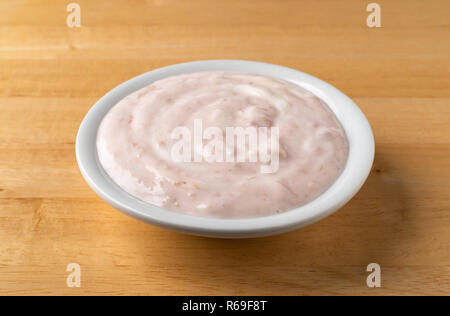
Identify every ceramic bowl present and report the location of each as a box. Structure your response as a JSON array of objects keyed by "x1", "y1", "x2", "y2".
[{"x1": 76, "y1": 60, "x2": 375, "y2": 238}]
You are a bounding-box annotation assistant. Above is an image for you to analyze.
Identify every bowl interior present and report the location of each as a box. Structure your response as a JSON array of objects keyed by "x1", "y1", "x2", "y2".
[{"x1": 76, "y1": 60, "x2": 374, "y2": 238}]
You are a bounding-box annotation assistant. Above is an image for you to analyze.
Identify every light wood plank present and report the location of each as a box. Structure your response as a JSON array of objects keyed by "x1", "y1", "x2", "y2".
[{"x1": 0, "y1": 0, "x2": 449, "y2": 296}]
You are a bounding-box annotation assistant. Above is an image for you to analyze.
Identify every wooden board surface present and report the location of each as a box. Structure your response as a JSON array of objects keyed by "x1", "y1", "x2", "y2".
[{"x1": 0, "y1": 0, "x2": 449, "y2": 296}]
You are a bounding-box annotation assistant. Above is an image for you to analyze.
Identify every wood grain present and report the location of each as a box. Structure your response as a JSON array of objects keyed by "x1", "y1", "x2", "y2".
[{"x1": 0, "y1": 0, "x2": 449, "y2": 296}]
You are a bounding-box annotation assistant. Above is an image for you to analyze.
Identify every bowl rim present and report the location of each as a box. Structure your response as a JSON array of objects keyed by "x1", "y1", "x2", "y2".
[{"x1": 75, "y1": 59, "x2": 375, "y2": 238}]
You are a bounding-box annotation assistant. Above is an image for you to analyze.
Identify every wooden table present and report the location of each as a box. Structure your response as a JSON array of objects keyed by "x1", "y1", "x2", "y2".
[{"x1": 0, "y1": 0, "x2": 449, "y2": 296}]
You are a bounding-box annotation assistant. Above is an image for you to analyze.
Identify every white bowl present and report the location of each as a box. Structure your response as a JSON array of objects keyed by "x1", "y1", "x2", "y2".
[{"x1": 76, "y1": 60, "x2": 374, "y2": 238}]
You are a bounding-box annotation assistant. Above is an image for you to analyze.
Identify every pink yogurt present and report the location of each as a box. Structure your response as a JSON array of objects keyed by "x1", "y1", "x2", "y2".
[{"x1": 97, "y1": 72, "x2": 349, "y2": 218}]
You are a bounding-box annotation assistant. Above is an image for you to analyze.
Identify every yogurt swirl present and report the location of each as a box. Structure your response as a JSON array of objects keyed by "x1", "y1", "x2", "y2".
[{"x1": 97, "y1": 72, "x2": 349, "y2": 218}]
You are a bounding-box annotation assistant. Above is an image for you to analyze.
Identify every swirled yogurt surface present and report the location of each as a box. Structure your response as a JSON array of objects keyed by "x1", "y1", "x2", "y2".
[{"x1": 97, "y1": 71, "x2": 349, "y2": 218}]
